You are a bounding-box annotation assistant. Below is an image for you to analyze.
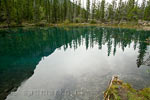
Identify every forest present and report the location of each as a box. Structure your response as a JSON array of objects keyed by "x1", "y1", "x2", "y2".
[{"x1": 0, "y1": 0, "x2": 150, "y2": 26}]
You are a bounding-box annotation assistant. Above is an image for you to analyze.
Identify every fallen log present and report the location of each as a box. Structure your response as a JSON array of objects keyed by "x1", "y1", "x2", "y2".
[{"x1": 104, "y1": 76, "x2": 123, "y2": 100}]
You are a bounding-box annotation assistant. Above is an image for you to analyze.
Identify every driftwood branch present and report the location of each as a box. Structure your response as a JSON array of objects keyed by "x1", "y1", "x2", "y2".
[{"x1": 104, "y1": 76, "x2": 119, "y2": 100}]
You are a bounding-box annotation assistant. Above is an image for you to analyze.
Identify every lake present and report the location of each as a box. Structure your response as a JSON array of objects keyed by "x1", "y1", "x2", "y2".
[{"x1": 0, "y1": 27, "x2": 150, "y2": 100}]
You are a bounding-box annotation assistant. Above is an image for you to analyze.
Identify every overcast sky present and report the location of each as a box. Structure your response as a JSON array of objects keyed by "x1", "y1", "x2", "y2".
[{"x1": 71, "y1": 0, "x2": 144, "y2": 8}]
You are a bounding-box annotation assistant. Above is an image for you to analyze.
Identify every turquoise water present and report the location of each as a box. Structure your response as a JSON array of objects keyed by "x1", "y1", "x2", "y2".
[{"x1": 0, "y1": 27, "x2": 150, "y2": 100}]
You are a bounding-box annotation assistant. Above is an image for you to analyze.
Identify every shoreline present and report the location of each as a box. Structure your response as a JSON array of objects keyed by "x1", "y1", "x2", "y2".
[{"x1": 0, "y1": 23, "x2": 150, "y2": 31}]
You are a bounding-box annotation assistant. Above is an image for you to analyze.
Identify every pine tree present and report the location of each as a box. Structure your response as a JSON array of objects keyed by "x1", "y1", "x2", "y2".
[
  {"x1": 0, "y1": 0, "x2": 149, "y2": 25},
  {"x1": 52, "y1": 0, "x2": 59, "y2": 23},
  {"x1": 141, "y1": 0, "x2": 146, "y2": 19},
  {"x1": 107, "y1": 4, "x2": 113, "y2": 21},
  {"x1": 95, "y1": 1, "x2": 101, "y2": 20},
  {"x1": 63, "y1": 0, "x2": 67, "y2": 20},
  {"x1": 86, "y1": 0, "x2": 90, "y2": 22},
  {"x1": 116, "y1": 0, "x2": 123, "y2": 21},
  {"x1": 92, "y1": 0, "x2": 96, "y2": 20},
  {"x1": 3, "y1": 0, "x2": 11, "y2": 26},
  {"x1": 101, "y1": 0, "x2": 105, "y2": 21},
  {"x1": 144, "y1": 0, "x2": 150, "y2": 20}
]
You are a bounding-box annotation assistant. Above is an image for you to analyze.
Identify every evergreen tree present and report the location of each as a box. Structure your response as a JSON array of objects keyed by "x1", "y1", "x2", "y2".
[
  {"x1": 63, "y1": 0, "x2": 67, "y2": 20},
  {"x1": 86, "y1": 0, "x2": 90, "y2": 22},
  {"x1": 0, "y1": 0, "x2": 149, "y2": 26},
  {"x1": 3, "y1": 0, "x2": 11, "y2": 26},
  {"x1": 144, "y1": 0, "x2": 150, "y2": 20},
  {"x1": 52, "y1": 0, "x2": 59, "y2": 23},
  {"x1": 92, "y1": 0, "x2": 96, "y2": 19},
  {"x1": 127, "y1": 0, "x2": 135, "y2": 20},
  {"x1": 101, "y1": 0, "x2": 105, "y2": 21},
  {"x1": 107, "y1": 4, "x2": 113, "y2": 21},
  {"x1": 116, "y1": 0, "x2": 123, "y2": 21},
  {"x1": 95, "y1": 1, "x2": 101, "y2": 20},
  {"x1": 139, "y1": 0, "x2": 146, "y2": 19}
]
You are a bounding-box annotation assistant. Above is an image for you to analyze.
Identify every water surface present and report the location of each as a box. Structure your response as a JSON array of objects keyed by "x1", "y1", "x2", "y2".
[{"x1": 0, "y1": 27, "x2": 150, "y2": 100}]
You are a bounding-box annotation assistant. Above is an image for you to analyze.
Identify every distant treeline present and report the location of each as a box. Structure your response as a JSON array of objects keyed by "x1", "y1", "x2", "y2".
[{"x1": 0, "y1": 0, "x2": 150, "y2": 26}]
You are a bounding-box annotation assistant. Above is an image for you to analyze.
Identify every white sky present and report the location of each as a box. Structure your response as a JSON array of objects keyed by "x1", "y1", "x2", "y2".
[{"x1": 71, "y1": 0, "x2": 144, "y2": 8}]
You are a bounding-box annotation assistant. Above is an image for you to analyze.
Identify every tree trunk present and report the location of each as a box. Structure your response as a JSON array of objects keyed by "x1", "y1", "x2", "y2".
[{"x1": 4, "y1": 0, "x2": 10, "y2": 27}]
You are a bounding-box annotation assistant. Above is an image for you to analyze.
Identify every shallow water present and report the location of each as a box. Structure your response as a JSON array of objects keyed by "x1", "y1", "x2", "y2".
[{"x1": 0, "y1": 27, "x2": 150, "y2": 100}]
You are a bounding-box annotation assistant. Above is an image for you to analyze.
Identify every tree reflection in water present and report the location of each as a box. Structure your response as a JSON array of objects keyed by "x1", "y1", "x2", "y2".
[{"x1": 0, "y1": 27, "x2": 150, "y2": 99}]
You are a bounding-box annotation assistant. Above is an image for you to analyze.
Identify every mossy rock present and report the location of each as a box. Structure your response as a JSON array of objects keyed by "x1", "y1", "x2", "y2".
[{"x1": 104, "y1": 76, "x2": 150, "y2": 100}]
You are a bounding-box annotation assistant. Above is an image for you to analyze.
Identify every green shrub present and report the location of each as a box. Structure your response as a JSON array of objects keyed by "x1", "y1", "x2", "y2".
[
  {"x1": 90, "y1": 20, "x2": 97, "y2": 24},
  {"x1": 74, "y1": 18, "x2": 80, "y2": 23},
  {"x1": 64, "y1": 19, "x2": 70, "y2": 24}
]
